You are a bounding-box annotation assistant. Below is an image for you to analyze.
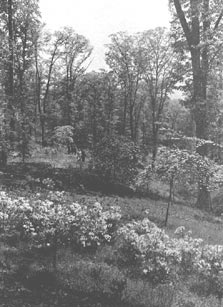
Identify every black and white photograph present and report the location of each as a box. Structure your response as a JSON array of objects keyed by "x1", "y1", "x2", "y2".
[{"x1": 0, "y1": 0, "x2": 223, "y2": 306}]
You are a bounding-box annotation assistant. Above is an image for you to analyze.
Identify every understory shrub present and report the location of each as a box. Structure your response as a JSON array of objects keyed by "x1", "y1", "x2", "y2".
[
  {"x1": 117, "y1": 221, "x2": 204, "y2": 284},
  {"x1": 116, "y1": 218, "x2": 179, "y2": 283},
  {"x1": 0, "y1": 191, "x2": 121, "y2": 253},
  {"x1": 93, "y1": 135, "x2": 141, "y2": 184}
]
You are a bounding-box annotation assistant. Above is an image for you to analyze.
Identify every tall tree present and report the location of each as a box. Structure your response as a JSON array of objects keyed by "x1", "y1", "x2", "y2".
[
  {"x1": 34, "y1": 27, "x2": 92, "y2": 146},
  {"x1": 140, "y1": 27, "x2": 183, "y2": 163},
  {"x1": 0, "y1": 0, "x2": 41, "y2": 159},
  {"x1": 76, "y1": 71, "x2": 119, "y2": 150},
  {"x1": 34, "y1": 29, "x2": 66, "y2": 146},
  {"x1": 59, "y1": 27, "x2": 92, "y2": 126},
  {"x1": 170, "y1": 0, "x2": 223, "y2": 209},
  {"x1": 106, "y1": 32, "x2": 144, "y2": 141}
]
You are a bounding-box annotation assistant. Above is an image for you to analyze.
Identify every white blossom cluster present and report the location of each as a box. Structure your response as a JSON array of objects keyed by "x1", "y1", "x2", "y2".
[
  {"x1": 118, "y1": 220, "x2": 223, "y2": 285},
  {"x1": 0, "y1": 191, "x2": 122, "y2": 249}
]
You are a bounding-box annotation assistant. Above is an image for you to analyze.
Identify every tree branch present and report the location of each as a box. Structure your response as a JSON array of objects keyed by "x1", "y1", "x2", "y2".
[
  {"x1": 173, "y1": 0, "x2": 192, "y2": 46},
  {"x1": 214, "y1": 9, "x2": 223, "y2": 30}
]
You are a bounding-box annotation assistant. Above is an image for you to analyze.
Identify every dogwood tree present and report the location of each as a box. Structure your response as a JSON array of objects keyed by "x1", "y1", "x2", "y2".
[{"x1": 136, "y1": 145, "x2": 223, "y2": 225}]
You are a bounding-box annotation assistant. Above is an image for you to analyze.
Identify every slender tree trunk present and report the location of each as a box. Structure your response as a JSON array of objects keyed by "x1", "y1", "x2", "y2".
[
  {"x1": 7, "y1": 0, "x2": 14, "y2": 111},
  {"x1": 6, "y1": 0, "x2": 15, "y2": 145},
  {"x1": 39, "y1": 44, "x2": 59, "y2": 146},
  {"x1": 53, "y1": 230, "x2": 58, "y2": 271},
  {"x1": 122, "y1": 94, "x2": 127, "y2": 136},
  {"x1": 129, "y1": 103, "x2": 135, "y2": 140},
  {"x1": 152, "y1": 127, "x2": 158, "y2": 166},
  {"x1": 151, "y1": 99, "x2": 159, "y2": 166},
  {"x1": 165, "y1": 177, "x2": 174, "y2": 226},
  {"x1": 40, "y1": 118, "x2": 45, "y2": 146}
]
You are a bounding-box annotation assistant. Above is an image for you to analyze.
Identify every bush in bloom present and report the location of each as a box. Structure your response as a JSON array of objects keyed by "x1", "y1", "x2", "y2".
[
  {"x1": 42, "y1": 178, "x2": 56, "y2": 189},
  {"x1": 193, "y1": 244, "x2": 223, "y2": 299},
  {"x1": 173, "y1": 226, "x2": 203, "y2": 274},
  {"x1": 117, "y1": 221, "x2": 205, "y2": 284},
  {"x1": 117, "y1": 219, "x2": 182, "y2": 283},
  {"x1": 2, "y1": 189, "x2": 223, "y2": 299},
  {"x1": 117, "y1": 218, "x2": 223, "y2": 300},
  {"x1": 0, "y1": 191, "x2": 122, "y2": 251}
]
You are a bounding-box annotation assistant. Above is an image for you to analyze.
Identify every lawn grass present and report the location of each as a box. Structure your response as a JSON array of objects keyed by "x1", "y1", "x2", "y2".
[
  {"x1": 73, "y1": 193, "x2": 223, "y2": 245},
  {"x1": 9, "y1": 146, "x2": 89, "y2": 169}
]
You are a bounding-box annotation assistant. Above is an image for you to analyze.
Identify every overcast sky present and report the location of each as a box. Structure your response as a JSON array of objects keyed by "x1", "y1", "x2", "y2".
[{"x1": 39, "y1": 0, "x2": 170, "y2": 71}]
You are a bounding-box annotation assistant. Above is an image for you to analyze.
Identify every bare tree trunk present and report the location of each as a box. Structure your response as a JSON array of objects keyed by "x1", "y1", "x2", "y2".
[
  {"x1": 164, "y1": 177, "x2": 174, "y2": 226},
  {"x1": 151, "y1": 98, "x2": 159, "y2": 167},
  {"x1": 6, "y1": 0, "x2": 15, "y2": 139},
  {"x1": 122, "y1": 90, "x2": 128, "y2": 136},
  {"x1": 152, "y1": 124, "x2": 158, "y2": 167},
  {"x1": 7, "y1": 0, "x2": 14, "y2": 110}
]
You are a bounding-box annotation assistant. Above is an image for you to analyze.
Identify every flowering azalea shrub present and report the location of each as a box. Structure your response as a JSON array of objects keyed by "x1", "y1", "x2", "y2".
[
  {"x1": 192, "y1": 244, "x2": 223, "y2": 299},
  {"x1": 117, "y1": 221, "x2": 214, "y2": 285},
  {"x1": 0, "y1": 191, "x2": 122, "y2": 251},
  {"x1": 173, "y1": 227, "x2": 223, "y2": 297},
  {"x1": 42, "y1": 178, "x2": 56, "y2": 189},
  {"x1": 2, "y1": 189, "x2": 223, "y2": 300},
  {"x1": 173, "y1": 226, "x2": 203, "y2": 275},
  {"x1": 117, "y1": 219, "x2": 181, "y2": 283},
  {"x1": 117, "y1": 219, "x2": 223, "y2": 301}
]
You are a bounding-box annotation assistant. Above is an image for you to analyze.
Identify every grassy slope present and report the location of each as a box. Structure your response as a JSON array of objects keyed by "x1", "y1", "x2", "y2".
[
  {"x1": 2, "y1": 154, "x2": 223, "y2": 245},
  {"x1": 10, "y1": 148, "x2": 223, "y2": 246},
  {"x1": 2, "y1": 152, "x2": 223, "y2": 306},
  {"x1": 73, "y1": 193, "x2": 223, "y2": 245},
  {"x1": 55, "y1": 194, "x2": 223, "y2": 307}
]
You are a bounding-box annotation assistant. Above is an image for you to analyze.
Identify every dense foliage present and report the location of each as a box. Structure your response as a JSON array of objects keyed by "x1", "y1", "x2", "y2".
[
  {"x1": 0, "y1": 190, "x2": 122, "y2": 252},
  {"x1": 93, "y1": 135, "x2": 141, "y2": 184}
]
